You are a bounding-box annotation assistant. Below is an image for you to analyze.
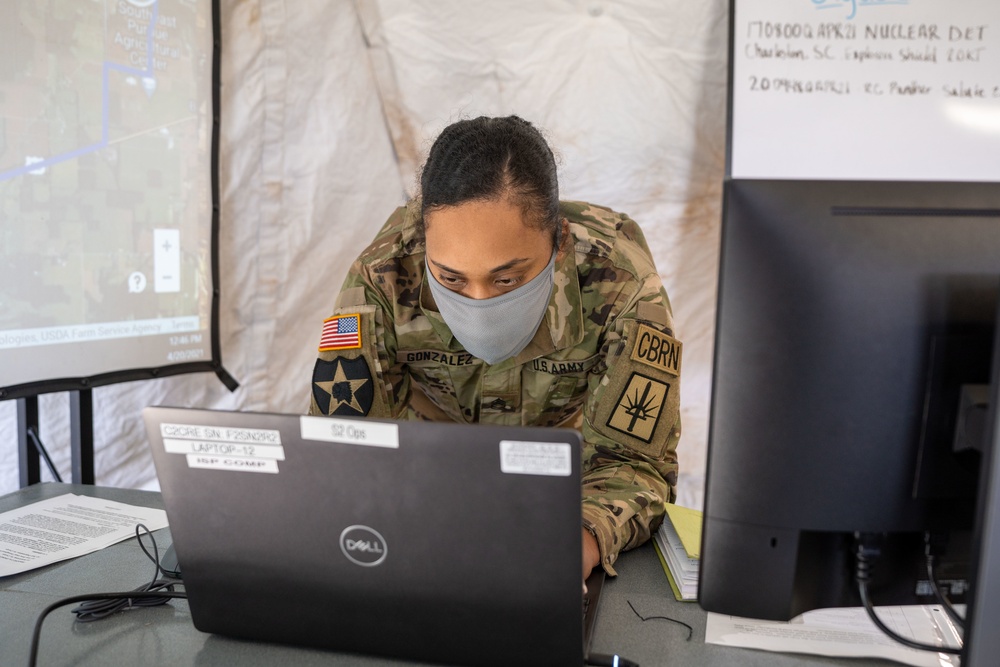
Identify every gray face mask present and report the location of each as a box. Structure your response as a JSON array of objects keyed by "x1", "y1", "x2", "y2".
[{"x1": 426, "y1": 252, "x2": 556, "y2": 365}]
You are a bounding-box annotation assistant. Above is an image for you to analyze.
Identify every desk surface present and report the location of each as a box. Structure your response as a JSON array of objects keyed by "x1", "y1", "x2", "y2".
[{"x1": 1, "y1": 483, "x2": 899, "y2": 667}]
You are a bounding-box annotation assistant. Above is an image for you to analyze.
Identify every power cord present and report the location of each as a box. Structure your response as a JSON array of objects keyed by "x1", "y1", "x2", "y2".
[
  {"x1": 70, "y1": 523, "x2": 180, "y2": 621},
  {"x1": 923, "y1": 532, "x2": 965, "y2": 630},
  {"x1": 28, "y1": 524, "x2": 187, "y2": 667},
  {"x1": 924, "y1": 555, "x2": 966, "y2": 629},
  {"x1": 853, "y1": 534, "x2": 963, "y2": 656}
]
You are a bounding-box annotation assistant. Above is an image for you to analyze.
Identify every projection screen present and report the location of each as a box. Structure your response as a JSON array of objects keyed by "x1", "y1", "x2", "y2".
[{"x1": 0, "y1": 0, "x2": 224, "y2": 398}]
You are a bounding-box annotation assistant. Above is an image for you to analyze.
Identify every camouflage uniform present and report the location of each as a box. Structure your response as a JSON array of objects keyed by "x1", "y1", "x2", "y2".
[{"x1": 309, "y1": 200, "x2": 681, "y2": 574}]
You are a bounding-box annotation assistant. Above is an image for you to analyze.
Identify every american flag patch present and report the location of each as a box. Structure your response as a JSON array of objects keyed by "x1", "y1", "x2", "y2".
[{"x1": 318, "y1": 314, "x2": 362, "y2": 351}]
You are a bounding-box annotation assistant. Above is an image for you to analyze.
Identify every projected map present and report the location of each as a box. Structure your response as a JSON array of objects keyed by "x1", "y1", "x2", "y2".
[{"x1": 0, "y1": 0, "x2": 214, "y2": 387}]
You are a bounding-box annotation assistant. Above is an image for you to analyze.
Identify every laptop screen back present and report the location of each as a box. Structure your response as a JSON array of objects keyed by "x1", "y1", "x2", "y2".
[{"x1": 144, "y1": 407, "x2": 585, "y2": 667}]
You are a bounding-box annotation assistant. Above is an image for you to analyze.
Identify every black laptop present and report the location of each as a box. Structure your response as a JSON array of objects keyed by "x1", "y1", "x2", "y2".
[{"x1": 143, "y1": 407, "x2": 605, "y2": 667}]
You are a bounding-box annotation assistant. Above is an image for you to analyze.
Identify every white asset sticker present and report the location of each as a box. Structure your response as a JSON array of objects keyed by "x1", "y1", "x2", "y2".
[
  {"x1": 499, "y1": 441, "x2": 572, "y2": 477},
  {"x1": 164, "y1": 439, "x2": 286, "y2": 461},
  {"x1": 300, "y1": 416, "x2": 399, "y2": 449},
  {"x1": 160, "y1": 423, "x2": 282, "y2": 446},
  {"x1": 161, "y1": 423, "x2": 284, "y2": 473},
  {"x1": 186, "y1": 454, "x2": 279, "y2": 474}
]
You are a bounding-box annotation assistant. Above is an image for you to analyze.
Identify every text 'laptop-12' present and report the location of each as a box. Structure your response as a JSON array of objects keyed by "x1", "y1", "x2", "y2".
[{"x1": 143, "y1": 406, "x2": 588, "y2": 667}]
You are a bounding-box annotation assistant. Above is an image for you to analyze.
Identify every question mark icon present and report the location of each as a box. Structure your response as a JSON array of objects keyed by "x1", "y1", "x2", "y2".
[{"x1": 128, "y1": 272, "x2": 147, "y2": 293}]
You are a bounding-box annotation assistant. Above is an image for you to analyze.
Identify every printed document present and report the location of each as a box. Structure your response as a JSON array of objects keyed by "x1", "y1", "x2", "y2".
[
  {"x1": 706, "y1": 606, "x2": 964, "y2": 667},
  {"x1": 0, "y1": 494, "x2": 168, "y2": 577}
]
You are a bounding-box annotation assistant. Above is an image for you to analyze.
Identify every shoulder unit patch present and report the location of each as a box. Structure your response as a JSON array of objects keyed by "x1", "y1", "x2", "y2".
[
  {"x1": 605, "y1": 372, "x2": 670, "y2": 443},
  {"x1": 312, "y1": 357, "x2": 374, "y2": 417},
  {"x1": 630, "y1": 323, "x2": 681, "y2": 377}
]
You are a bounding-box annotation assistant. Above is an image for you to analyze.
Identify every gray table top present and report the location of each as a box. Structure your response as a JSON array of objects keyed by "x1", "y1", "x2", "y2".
[{"x1": 1, "y1": 483, "x2": 898, "y2": 667}]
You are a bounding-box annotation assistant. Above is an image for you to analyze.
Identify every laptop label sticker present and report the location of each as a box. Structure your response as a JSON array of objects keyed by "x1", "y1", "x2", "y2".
[
  {"x1": 165, "y1": 438, "x2": 285, "y2": 459},
  {"x1": 186, "y1": 454, "x2": 279, "y2": 473},
  {"x1": 161, "y1": 423, "x2": 282, "y2": 446},
  {"x1": 300, "y1": 415, "x2": 399, "y2": 449},
  {"x1": 499, "y1": 441, "x2": 572, "y2": 476},
  {"x1": 160, "y1": 423, "x2": 285, "y2": 473}
]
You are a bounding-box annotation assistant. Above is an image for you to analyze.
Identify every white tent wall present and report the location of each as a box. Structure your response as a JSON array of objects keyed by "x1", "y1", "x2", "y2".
[
  {"x1": 0, "y1": 0, "x2": 404, "y2": 494},
  {"x1": 0, "y1": 0, "x2": 729, "y2": 511}
]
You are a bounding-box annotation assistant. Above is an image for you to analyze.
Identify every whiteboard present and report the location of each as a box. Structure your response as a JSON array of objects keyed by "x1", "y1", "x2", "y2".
[{"x1": 731, "y1": 0, "x2": 1000, "y2": 181}]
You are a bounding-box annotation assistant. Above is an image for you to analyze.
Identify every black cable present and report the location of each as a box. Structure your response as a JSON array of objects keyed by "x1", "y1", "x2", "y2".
[
  {"x1": 854, "y1": 537, "x2": 963, "y2": 656},
  {"x1": 71, "y1": 524, "x2": 179, "y2": 621},
  {"x1": 28, "y1": 524, "x2": 187, "y2": 667},
  {"x1": 29, "y1": 591, "x2": 188, "y2": 667},
  {"x1": 627, "y1": 599, "x2": 693, "y2": 640},
  {"x1": 26, "y1": 427, "x2": 63, "y2": 483},
  {"x1": 925, "y1": 555, "x2": 966, "y2": 630},
  {"x1": 70, "y1": 578, "x2": 181, "y2": 622},
  {"x1": 857, "y1": 583, "x2": 962, "y2": 656}
]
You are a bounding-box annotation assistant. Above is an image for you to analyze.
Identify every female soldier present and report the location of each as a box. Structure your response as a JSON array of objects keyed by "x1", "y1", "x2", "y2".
[{"x1": 309, "y1": 115, "x2": 681, "y2": 582}]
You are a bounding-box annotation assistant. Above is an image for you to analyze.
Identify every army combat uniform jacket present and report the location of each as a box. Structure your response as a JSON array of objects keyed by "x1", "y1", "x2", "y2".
[{"x1": 309, "y1": 200, "x2": 681, "y2": 574}]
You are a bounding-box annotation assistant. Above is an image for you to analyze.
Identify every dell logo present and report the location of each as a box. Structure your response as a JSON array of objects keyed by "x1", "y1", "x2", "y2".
[
  {"x1": 339, "y1": 525, "x2": 388, "y2": 567},
  {"x1": 345, "y1": 539, "x2": 383, "y2": 554}
]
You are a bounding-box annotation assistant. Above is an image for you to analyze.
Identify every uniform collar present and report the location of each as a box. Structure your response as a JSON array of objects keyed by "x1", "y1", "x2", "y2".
[{"x1": 418, "y1": 225, "x2": 585, "y2": 367}]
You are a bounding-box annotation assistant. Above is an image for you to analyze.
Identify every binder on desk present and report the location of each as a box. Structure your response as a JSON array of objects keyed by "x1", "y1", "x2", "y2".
[{"x1": 653, "y1": 504, "x2": 702, "y2": 601}]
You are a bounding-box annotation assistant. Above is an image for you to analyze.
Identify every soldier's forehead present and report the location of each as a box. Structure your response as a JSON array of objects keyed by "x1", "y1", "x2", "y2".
[{"x1": 429, "y1": 255, "x2": 533, "y2": 275}]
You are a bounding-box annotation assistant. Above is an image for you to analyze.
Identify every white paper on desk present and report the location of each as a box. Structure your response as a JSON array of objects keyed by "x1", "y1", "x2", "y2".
[
  {"x1": 0, "y1": 494, "x2": 168, "y2": 577},
  {"x1": 706, "y1": 605, "x2": 964, "y2": 667}
]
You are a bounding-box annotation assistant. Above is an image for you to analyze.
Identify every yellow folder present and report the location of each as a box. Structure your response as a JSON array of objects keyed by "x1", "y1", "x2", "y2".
[{"x1": 664, "y1": 503, "x2": 702, "y2": 559}]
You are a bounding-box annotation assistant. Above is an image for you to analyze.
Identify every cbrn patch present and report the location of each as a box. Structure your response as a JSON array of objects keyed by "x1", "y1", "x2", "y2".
[
  {"x1": 605, "y1": 372, "x2": 670, "y2": 443},
  {"x1": 629, "y1": 323, "x2": 681, "y2": 377},
  {"x1": 312, "y1": 357, "x2": 374, "y2": 417}
]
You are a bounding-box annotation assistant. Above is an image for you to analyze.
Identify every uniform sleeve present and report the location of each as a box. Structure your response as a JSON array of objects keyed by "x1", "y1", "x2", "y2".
[
  {"x1": 307, "y1": 259, "x2": 410, "y2": 419},
  {"x1": 580, "y1": 268, "x2": 681, "y2": 576}
]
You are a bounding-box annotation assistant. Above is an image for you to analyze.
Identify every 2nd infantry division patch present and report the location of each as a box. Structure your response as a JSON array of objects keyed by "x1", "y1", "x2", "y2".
[
  {"x1": 606, "y1": 372, "x2": 670, "y2": 443},
  {"x1": 312, "y1": 357, "x2": 373, "y2": 417}
]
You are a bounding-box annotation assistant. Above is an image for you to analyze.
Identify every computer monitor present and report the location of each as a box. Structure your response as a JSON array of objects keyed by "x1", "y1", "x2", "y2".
[{"x1": 700, "y1": 180, "x2": 1000, "y2": 654}]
